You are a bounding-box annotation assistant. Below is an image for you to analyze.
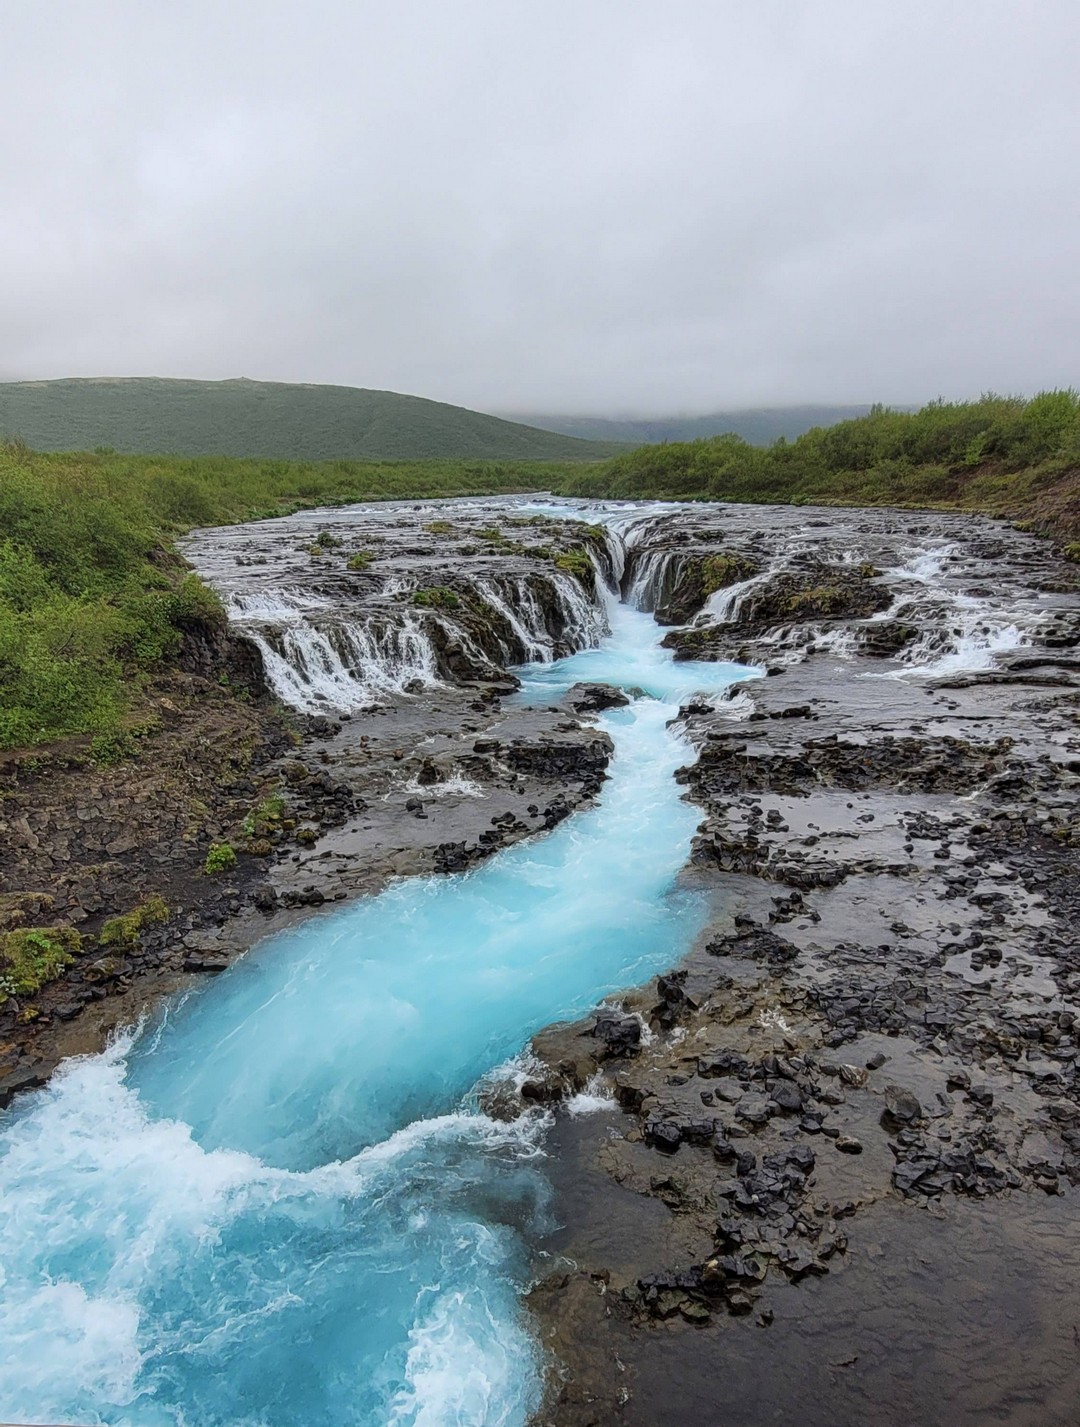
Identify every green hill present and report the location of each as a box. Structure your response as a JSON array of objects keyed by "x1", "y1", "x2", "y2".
[
  {"x1": 0, "y1": 378, "x2": 626, "y2": 461},
  {"x1": 502, "y1": 405, "x2": 889, "y2": 446}
]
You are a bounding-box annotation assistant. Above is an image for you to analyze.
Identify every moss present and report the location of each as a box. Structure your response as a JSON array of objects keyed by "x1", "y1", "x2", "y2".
[
  {"x1": 785, "y1": 585, "x2": 856, "y2": 617},
  {"x1": 424, "y1": 520, "x2": 453, "y2": 534},
  {"x1": 346, "y1": 550, "x2": 373, "y2": 570},
  {"x1": 1063, "y1": 542, "x2": 1080, "y2": 563},
  {"x1": 700, "y1": 553, "x2": 757, "y2": 595},
  {"x1": 0, "y1": 891, "x2": 56, "y2": 933},
  {"x1": 99, "y1": 894, "x2": 170, "y2": 948},
  {"x1": 476, "y1": 526, "x2": 504, "y2": 542},
  {"x1": 554, "y1": 546, "x2": 594, "y2": 581},
  {"x1": 0, "y1": 926, "x2": 81, "y2": 1002},
  {"x1": 413, "y1": 586, "x2": 461, "y2": 610},
  {"x1": 204, "y1": 841, "x2": 237, "y2": 874}
]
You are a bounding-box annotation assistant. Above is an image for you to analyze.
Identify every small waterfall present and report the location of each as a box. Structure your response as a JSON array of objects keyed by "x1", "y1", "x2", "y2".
[
  {"x1": 206, "y1": 517, "x2": 614, "y2": 711},
  {"x1": 245, "y1": 613, "x2": 442, "y2": 712},
  {"x1": 866, "y1": 545, "x2": 1035, "y2": 678},
  {"x1": 698, "y1": 565, "x2": 776, "y2": 625},
  {"x1": 623, "y1": 548, "x2": 687, "y2": 611},
  {"x1": 548, "y1": 568, "x2": 609, "y2": 649}
]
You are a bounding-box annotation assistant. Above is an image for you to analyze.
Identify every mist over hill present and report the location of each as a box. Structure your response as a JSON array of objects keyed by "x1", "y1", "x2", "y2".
[
  {"x1": 501, "y1": 406, "x2": 887, "y2": 446},
  {"x1": 0, "y1": 378, "x2": 625, "y2": 461}
]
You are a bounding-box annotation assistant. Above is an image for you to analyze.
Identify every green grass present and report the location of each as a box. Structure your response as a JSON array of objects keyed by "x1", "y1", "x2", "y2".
[
  {"x1": 0, "y1": 377, "x2": 625, "y2": 461},
  {"x1": 0, "y1": 445, "x2": 574, "y2": 750}
]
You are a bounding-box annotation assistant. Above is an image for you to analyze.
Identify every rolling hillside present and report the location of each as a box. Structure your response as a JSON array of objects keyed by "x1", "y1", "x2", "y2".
[
  {"x1": 0, "y1": 378, "x2": 625, "y2": 461},
  {"x1": 502, "y1": 405, "x2": 885, "y2": 446}
]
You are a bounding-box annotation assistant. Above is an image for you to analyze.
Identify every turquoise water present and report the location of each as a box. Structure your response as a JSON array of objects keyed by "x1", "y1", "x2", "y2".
[{"x1": 0, "y1": 603, "x2": 752, "y2": 1427}]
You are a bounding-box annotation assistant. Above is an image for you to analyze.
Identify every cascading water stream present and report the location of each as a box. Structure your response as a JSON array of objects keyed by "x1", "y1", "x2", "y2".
[{"x1": 0, "y1": 542, "x2": 754, "y2": 1426}]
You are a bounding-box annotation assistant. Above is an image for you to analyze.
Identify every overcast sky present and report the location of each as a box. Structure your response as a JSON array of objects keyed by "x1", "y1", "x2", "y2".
[{"x1": 2, "y1": 1, "x2": 1078, "y2": 414}]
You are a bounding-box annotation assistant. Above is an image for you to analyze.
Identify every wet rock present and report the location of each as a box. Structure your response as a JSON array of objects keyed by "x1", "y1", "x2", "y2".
[
  {"x1": 591, "y1": 1008, "x2": 642, "y2": 1057},
  {"x1": 644, "y1": 1120, "x2": 683, "y2": 1153},
  {"x1": 566, "y1": 682, "x2": 630, "y2": 713}
]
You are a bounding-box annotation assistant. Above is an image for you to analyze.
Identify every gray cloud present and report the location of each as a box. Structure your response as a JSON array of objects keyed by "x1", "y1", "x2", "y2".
[{"x1": 2, "y1": 0, "x2": 1078, "y2": 413}]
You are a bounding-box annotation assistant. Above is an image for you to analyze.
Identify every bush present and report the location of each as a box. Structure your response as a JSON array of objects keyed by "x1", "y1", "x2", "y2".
[
  {"x1": 346, "y1": 550, "x2": 373, "y2": 570},
  {"x1": 204, "y1": 841, "x2": 237, "y2": 875},
  {"x1": 241, "y1": 791, "x2": 285, "y2": 836},
  {"x1": 0, "y1": 926, "x2": 81, "y2": 1002}
]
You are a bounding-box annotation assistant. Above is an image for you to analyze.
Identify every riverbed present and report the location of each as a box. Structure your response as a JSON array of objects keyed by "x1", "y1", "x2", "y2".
[{"x1": 3, "y1": 496, "x2": 1080, "y2": 1426}]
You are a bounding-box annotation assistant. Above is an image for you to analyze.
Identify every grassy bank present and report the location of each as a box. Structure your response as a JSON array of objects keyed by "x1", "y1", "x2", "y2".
[
  {"x1": 0, "y1": 447, "x2": 561, "y2": 749},
  {"x1": 557, "y1": 392, "x2": 1080, "y2": 538}
]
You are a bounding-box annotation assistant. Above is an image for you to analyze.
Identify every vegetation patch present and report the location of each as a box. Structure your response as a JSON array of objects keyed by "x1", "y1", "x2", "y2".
[
  {"x1": 0, "y1": 926, "x2": 82, "y2": 1003},
  {"x1": 413, "y1": 586, "x2": 461, "y2": 610},
  {"x1": 99, "y1": 894, "x2": 170, "y2": 948},
  {"x1": 204, "y1": 841, "x2": 238, "y2": 875},
  {"x1": 242, "y1": 790, "x2": 286, "y2": 837},
  {"x1": 554, "y1": 547, "x2": 594, "y2": 581},
  {"x1": 701, "y1": 553, "x2": 757, "y2": 595}
]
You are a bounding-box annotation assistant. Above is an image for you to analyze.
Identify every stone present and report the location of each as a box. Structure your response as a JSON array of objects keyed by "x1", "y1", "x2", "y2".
[
  {"x1": 591, "y1": 1008, "x2": 642, "y2": 1056},
  {"x1": 882, "y1": 1083, "x2": 924, "y2": 1125}
]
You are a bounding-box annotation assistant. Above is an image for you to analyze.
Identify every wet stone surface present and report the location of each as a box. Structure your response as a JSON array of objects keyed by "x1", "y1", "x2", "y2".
[{"x1": 520, "y1": 501, "x2": 1080, "y2": 1425}]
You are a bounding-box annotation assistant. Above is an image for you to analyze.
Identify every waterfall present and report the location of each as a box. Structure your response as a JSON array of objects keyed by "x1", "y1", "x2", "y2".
[{"x1": 188, "y1": 504, "x2": 618, "y2": 712}]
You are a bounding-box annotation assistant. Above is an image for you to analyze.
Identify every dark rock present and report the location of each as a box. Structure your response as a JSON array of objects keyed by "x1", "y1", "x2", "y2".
[
  {"x1": 591, "y1": 1008, "x2": 642, "y2": 1057},
  {"x1": 882, "y1": 1083, "x2": 924, "y2": 1126},
  {"x1": 566, "y1": 682, "x2": 631, "y2": 713}
]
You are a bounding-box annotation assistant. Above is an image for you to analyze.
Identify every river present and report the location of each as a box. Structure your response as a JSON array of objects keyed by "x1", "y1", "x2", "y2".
[{"x1": 0, "y1": 553, "x2": 753, "y2": 1425}]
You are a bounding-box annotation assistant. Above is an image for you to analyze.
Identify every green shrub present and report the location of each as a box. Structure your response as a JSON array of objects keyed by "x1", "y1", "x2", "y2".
[
  {"x1": 204, "y1": 841, "x2": 237, "y2": 875},
  {"x1": 0, "y1": 926, "x2": 81, "y2": 1002},
  {"x1": 346, "y1": 550, "x2": 373, "y2": 570}
]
